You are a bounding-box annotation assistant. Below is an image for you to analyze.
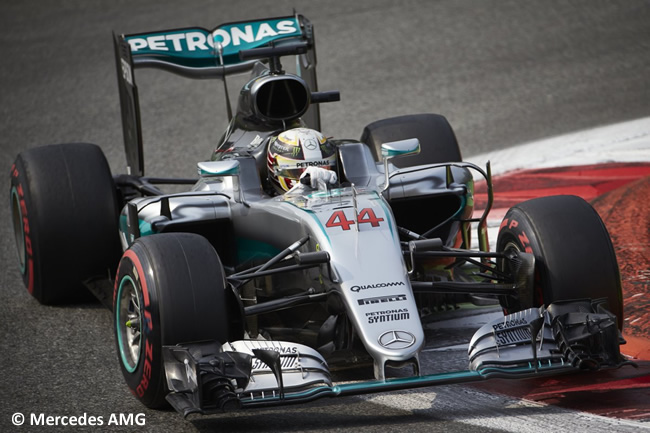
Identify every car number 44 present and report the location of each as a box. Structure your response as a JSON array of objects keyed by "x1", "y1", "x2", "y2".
[{"x1": 325, "y1": 208, "x2": 384, "y2": 231}]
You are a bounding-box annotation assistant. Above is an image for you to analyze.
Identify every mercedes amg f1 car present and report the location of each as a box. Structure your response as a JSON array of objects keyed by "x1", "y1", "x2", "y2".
[{"x1": 10, "y1": 14, "x2": 631, "y2": 417}]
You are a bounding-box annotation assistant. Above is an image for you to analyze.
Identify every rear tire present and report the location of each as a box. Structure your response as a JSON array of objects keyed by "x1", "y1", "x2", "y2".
[
  {"x1": 113, "y1": 233, "x2": 243, "y2": 408},
  {"x1": 360, "y1": 113, "x2": 462, "y2": 167},
  {"x1": 10, "y1": 143, "x2": 120, "y2": 304},
  {"x1": 497, "y1": 195, "x2": 623, "y2": 329}
]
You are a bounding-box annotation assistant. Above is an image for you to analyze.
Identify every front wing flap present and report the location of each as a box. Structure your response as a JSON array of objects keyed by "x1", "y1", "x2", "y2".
[{"x1": 469, "y1": 299, "x2": 629, "y2": 371}]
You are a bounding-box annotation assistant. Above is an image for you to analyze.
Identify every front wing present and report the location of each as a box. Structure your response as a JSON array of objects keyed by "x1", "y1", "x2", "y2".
[{"x1": 161, "y1": 299, "x2": 632, "y2": 417}]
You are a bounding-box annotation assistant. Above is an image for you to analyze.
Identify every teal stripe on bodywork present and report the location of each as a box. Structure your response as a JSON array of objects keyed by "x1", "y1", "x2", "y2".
[
  {"x1": 280, "y1": 200, "x2": 331, "y2": 248},
  {"x1": 236, "y1": 238, "x2": 282, "y2": 264},
  {"x1": 119, "y1": 215, "x2": 155, "y2": 244},
  {"x1": 452, "y1": 195, "x2": 468, "y2": 221},
  {"x1": 377, "y1": 196, "x2": 396, "y2": 241},
  {"x1": 238, "y1": 362, "x2": 575, "y2": 408}
]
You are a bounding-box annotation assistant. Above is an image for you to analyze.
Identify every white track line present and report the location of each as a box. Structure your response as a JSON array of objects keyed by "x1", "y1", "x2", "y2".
[{"x1": 466, "y1": 116, "x2": 650, "y2": 177}]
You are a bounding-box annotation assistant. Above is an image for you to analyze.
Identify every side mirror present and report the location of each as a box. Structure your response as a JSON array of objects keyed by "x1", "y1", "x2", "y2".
[
  {"x1": 197, "y1": 160, "x2": 247, "y2": 204},
  {"x1": 380, "y1": 138, "x2": 420, "y2": 190},
  {"x1": 197, "y1": 160, "x2": 240, "y2": 176},
  {"x1": 381, "y1": 138, "x2": 421, "y2": 159}
]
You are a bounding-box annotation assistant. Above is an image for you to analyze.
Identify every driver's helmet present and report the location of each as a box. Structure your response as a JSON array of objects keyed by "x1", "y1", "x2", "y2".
[{"x1": 267, "y1": 128, "x2": 337, "y2": 193}]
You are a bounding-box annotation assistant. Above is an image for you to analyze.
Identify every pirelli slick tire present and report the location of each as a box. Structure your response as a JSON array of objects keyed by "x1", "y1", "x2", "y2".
[
  {"x1": 9, "y1": 143, "x2": 120, "y2": 304},
  {"x1": 113, "y1": 233, "x2": 243, "y2": 409},
  {"x1": 360, "y1": 113, "x2": 462, "y2": 167},
  {"x1": 497, "y1": 195, "x2": 623, "y2": 329}
]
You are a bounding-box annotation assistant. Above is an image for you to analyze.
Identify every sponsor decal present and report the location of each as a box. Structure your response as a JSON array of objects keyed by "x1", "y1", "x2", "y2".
[
  {"x1": 378, "y1": 330, "x2": 416, "y2": 350},
  {"x1": 492, "y1": 317, "x2": 528, "y2": 331},
  {"x1": 366, "y1": 308, "x2": 410, "y2": 324},
  {"x1": 358, "y1": 294, "x2": 407, "y2": 306},
  {"x1": 296, "y1": 160, "x2": 331, "y2": 168},
  {"x1": 500, "y1": 218, "x2": 533, "y2": 253},
  {"x1": 120, "y1": 58, "x2": 133, "y2": 86},
  {"x1": 136, "y1": 340, "x2": 153, "y2": 397},
  {"x1": 302, "y1": 137, "x2": 318, "y2": 150},
  {"x1": 251, "y1": 346, "x2": 299, "y2": 370},
  {"x1": 126, "y1": 19, "x2": 300, "y2": 57},
  {"x1": 494, "y1": 327, "x2": 533, "y2": 346},
  {"x1": 248, "y1": 134, "x2": 264, "y2": 148},
  {"x1": 254, "y1": 346, "x2": 299, "y2": 354},
  {"x1": 351, "y1": 281, "x2": 405, "y2": 293},
  {"x1": 271, "y1": 143, "x2": 291, "y2": 153},
  {"x1": 492, "y1": 317, "x2": 531, "y2": 346},
  {"x1": 252, "y1": 356, "x2": 298, "y2": 370}
]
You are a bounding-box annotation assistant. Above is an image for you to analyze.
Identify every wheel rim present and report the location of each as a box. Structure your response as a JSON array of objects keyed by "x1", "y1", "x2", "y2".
[
  {"x1": 116, "y1": 276, "x2": 142, "y2": 373},
  {"x1": 498, "y1": 240, "x2": 521, "y2": 275},
  {"x1": 10, "y1": 187, "x2": 26, "y2": 274},
  {"x1": 500, "y1": 238, "x2": 542, "y2": 309}
]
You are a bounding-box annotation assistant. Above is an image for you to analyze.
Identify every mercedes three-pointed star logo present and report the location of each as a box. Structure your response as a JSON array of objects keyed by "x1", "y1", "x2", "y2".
[{"x1": 378, "y1": 330, "x2": 416, "y2": 350}]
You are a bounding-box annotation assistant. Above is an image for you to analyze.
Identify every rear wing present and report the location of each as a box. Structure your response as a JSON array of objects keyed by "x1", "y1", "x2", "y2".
[{"x1": 113, "y1": 14, "x2": 318, "y2": 176}]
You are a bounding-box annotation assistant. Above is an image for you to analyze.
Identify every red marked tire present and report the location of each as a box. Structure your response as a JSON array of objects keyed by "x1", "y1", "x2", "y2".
[
  {"x1": 113, "y1": 233, "x2": 242, "y2": 408},
  {"x1": 497, "y1": 195, "x2": 623, "y2": 329},
  {"x1": 9, "y1": 143, "x2": 120, "y2": 304}
]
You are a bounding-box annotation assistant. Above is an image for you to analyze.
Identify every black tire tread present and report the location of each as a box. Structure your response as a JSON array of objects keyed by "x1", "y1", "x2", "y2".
[
  {"x1": 11, "y1": 143, "x2": 119, "y2": 303},
  {"x1": 497, "y1": 195, "x2": 623, "y2": 328}
]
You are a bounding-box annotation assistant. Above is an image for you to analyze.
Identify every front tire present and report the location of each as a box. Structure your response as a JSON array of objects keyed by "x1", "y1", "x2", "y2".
[
  {"x1": 113, "y1": 233, "x2": 242, "y2": 408},
  {"x1": 497, "y1": 195, "x2": 623, "y2": 329}
]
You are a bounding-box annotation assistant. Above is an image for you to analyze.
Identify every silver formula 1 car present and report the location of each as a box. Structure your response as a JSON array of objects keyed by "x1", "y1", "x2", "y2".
[{"x1": 10, "y1": 14, "x2": 631, "y2": 417}]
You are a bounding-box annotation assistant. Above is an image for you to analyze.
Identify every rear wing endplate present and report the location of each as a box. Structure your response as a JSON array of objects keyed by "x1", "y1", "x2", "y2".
[{"x1": 113, "y1": 14, "x2": 318, "y2": 176}]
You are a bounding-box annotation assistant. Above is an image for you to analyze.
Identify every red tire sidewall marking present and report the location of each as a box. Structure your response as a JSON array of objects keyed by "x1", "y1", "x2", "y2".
[
  {"x1": 114, "y1": 247, "x2": 158, "y2": 402},
  {"x1": 11, "y1": 163, "x2": 35, "y2": 295}
]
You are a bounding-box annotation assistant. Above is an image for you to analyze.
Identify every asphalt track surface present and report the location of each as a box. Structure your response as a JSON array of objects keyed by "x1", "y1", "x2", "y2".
[{"x1": 1, "y1": 1, "x2": 649, "y2": 432}]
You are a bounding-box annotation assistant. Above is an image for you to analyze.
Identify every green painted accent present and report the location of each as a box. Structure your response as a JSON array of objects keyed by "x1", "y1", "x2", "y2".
[
  {"x1": 116, "y1": 275, "x2": 141, "y2": 374},
  {"x1": 465, "y1": 178, "x2": 475, "y2": 209}
]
